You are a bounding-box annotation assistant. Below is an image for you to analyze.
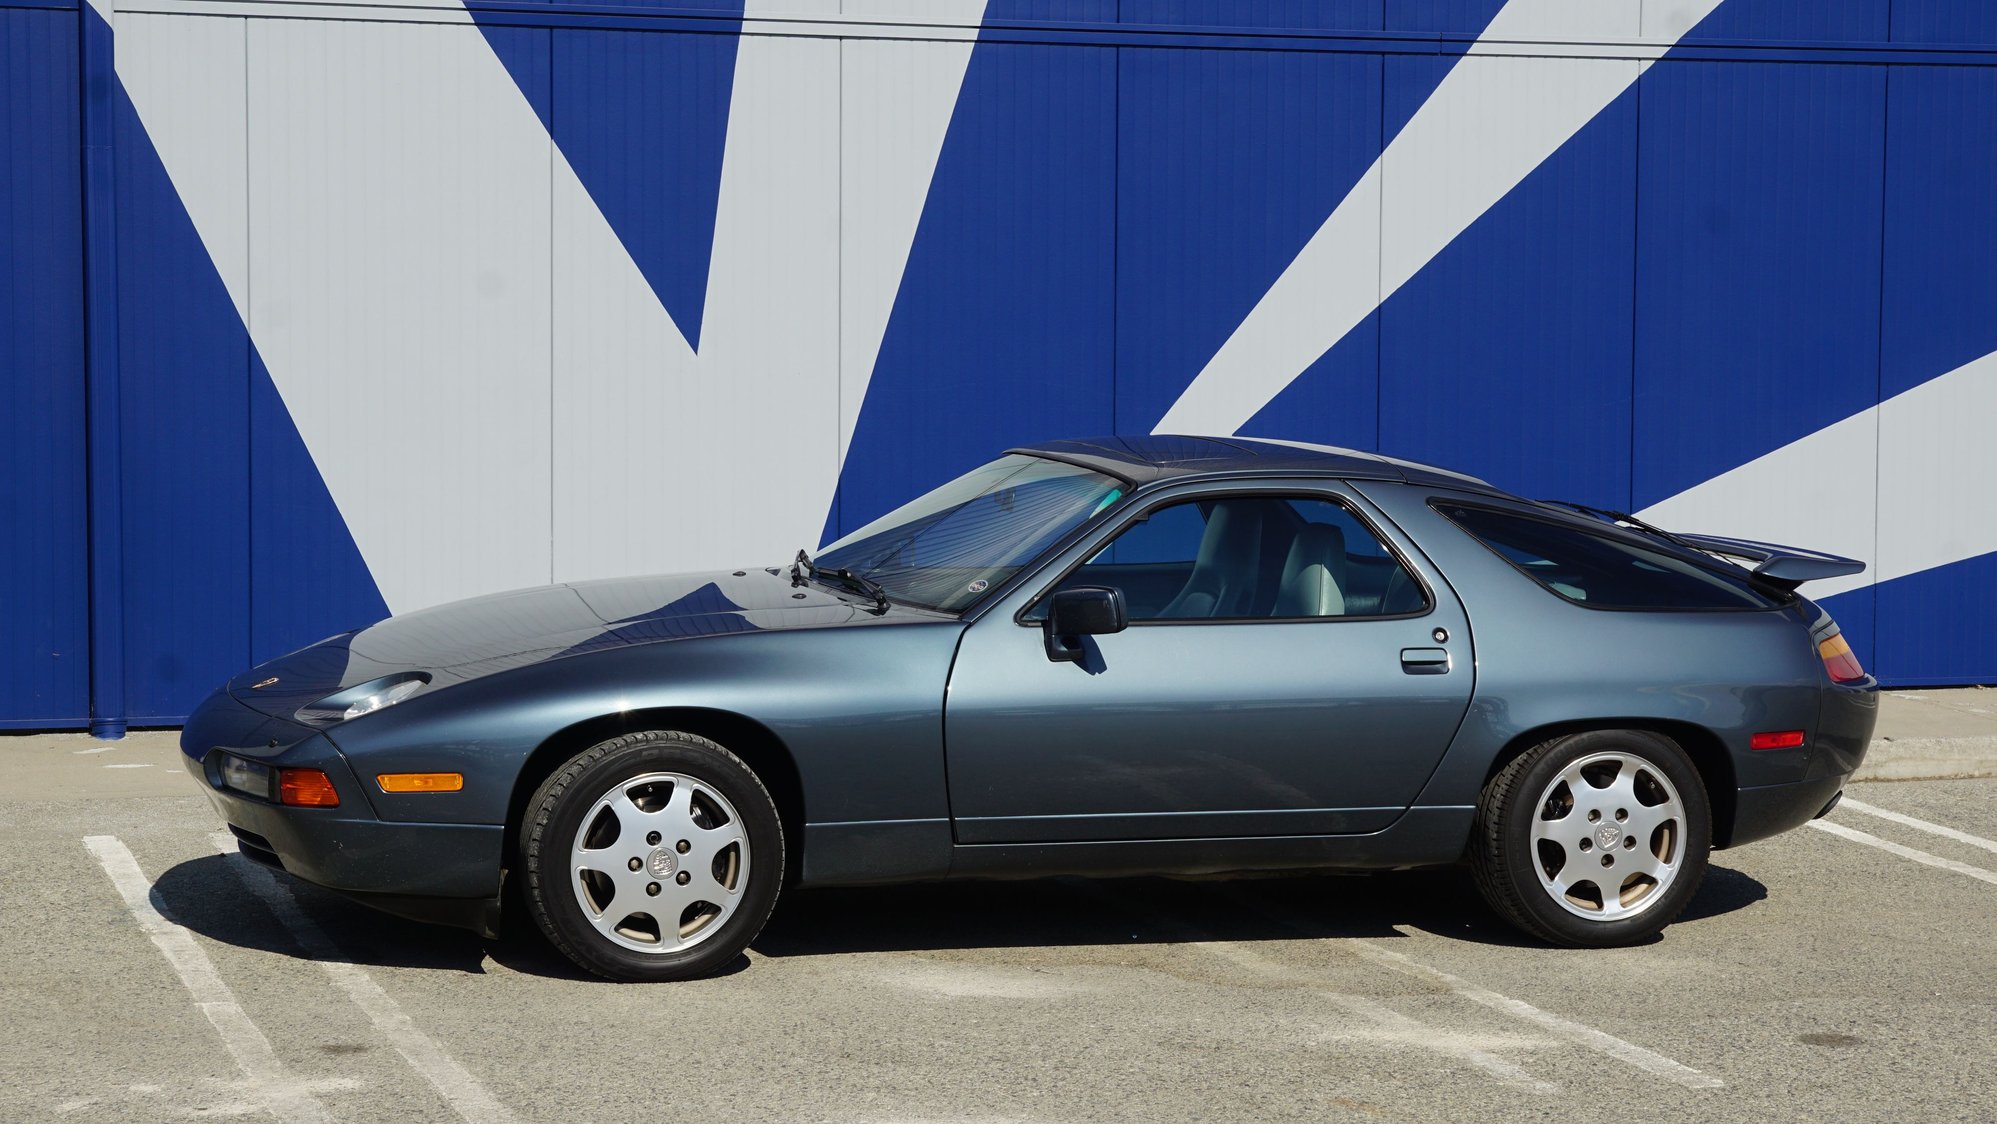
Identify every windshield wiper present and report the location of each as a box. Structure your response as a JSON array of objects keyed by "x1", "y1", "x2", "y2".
[{"x1": 791, "y1": 548, "x2": 890, "y2": 612}]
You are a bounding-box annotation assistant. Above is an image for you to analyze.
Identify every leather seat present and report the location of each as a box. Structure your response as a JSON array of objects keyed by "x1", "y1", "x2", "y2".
[
  {"x1": 1158, "y1": 501, "x2": 1267, "y2": 618},
  {"x1": 1271, "y1": 523, "x2": 1348, "y2": 618}
]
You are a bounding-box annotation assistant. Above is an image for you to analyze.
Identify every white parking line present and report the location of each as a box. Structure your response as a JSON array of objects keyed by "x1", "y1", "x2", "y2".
[
  {"x1": 1092, "y1": 887, "x2": 1558, "y2": 1092},
  {"x1": 210, "y1": 833, "x2": 518, "y2": 1124},
  {"x1": 1838, "y1": 798, "x2": 1997, "y2": 858},
  {"x1": 1187, "y1": 936, "x2": 1557, "y2": 1093},
  {"x1": 1342, "y1": 939, "x2": 1724, "y2": 1090},
  {"x1": 83, "y1": 836, "x2": 335, "y2": 1124},
  {"x1": 1809, "y1": 819, "x2": 1997, "y2": 887},
  {"x1": 1207, "y1": 886, "x2": 1724, "y2": 1090}
]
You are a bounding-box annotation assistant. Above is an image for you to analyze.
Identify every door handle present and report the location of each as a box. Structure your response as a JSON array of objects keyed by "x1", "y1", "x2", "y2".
[{"x1": 1399, "y1": 647, "x2": 1451, "y2": 674}]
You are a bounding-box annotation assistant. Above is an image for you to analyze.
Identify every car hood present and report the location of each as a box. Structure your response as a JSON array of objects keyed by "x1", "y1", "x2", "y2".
[{"x1": 228, "y1": 569, "x2": 938, "y2": 720}]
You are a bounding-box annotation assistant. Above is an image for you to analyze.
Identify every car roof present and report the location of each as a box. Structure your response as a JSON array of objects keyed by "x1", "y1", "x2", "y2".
[{"x1": 1007, "y1": 434, "x2": 1498, "y2": 492}]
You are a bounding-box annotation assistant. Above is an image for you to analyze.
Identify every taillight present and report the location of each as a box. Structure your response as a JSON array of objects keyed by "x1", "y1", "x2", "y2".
[
  {"x1": 277, "y1": 768, "x2": 341, "y2": 807},
  {"x1": 1818, "y1": 630, "x2": 1866, "y2": 684}
]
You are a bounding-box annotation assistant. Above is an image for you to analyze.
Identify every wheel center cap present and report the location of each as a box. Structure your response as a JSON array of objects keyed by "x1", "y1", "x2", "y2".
[
  {"x1": 1596, "y1": 824, "x2": 1622, "y2": 849},
  {"x1": 646, "y1": 847, "x2": 678, "y2": 879}
]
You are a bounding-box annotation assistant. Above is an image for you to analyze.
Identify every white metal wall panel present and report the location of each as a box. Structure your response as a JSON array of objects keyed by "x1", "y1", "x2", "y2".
[
  {"x1": 114, "y1": 13, "x2": 248, "y2": 320},
  {"x1": 1875, "y1": 351, "x2": 1997, "y2": 592},
  {"x1": 837, "y1": 3, "x2": 984, "y2": 469},
  {"x1": 552, "y1": 29, "x2": 840, "y2": 583},
  {"x1": 1642, "y1": 0, "x2": 1721, "y2": 38},
  {"x1": 246, "y1": 18, "x2": 554, "y2": 614},
  {"x1": 1154, "y1": 0, "x2": 1722, "y2": 438},
  {"x1": 62, "y1": 0, "x2": 1997, "y2": 709}
]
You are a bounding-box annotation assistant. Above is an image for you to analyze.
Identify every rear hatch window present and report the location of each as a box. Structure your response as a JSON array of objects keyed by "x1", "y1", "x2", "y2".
[{"x1": 1432, "y1": 502, "x2": 1784, "y2": 611}]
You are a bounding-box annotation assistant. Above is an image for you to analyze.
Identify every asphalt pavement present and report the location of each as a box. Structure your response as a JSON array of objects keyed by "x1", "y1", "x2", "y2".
[{"x1": 4, "y1": 689, "x2": 1996, "y2": 1121}]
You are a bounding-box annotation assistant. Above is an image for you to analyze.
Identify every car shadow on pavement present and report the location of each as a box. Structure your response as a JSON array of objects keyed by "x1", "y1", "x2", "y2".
[
  {"x1": 153, "y1": 854, "x2": 510, "y2": 976},
  {"x1": 754, "y1": 862, "x2": 1773, "y2": 958},
  {"x1": 151, "y1": 853, "x2": 1767, "y2": 979},
  {"x1": 153, "y1": 852, "x2": 743, "y2": 981},
  {"x1": 753, "y1": 863, "x2": 1770, "y2": 960}
]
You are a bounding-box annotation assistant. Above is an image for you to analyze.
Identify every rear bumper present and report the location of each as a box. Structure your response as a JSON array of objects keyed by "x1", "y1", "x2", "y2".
[
  {"x1": 181, "y1": 689, "x2": 504, "y2": 933},
  {"x1": 1724, "y1": 680, "x2": 1877, "y2": 848},
  {"x1": 1728, "y1": 774, "x2": 1847, "y2": 848}
]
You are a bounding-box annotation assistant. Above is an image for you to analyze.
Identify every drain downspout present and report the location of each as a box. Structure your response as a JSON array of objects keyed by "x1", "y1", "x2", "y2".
[{"x1": 80, "y1": 0, "x2": 124, "y2": 739}]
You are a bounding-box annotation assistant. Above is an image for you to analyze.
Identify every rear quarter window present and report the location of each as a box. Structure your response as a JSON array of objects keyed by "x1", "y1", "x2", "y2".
[{"x1": 1431, "y1": 502, "x2": 1782, "y2": 611}]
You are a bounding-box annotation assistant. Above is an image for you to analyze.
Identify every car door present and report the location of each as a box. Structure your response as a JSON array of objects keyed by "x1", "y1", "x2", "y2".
[{"x1": 942, "y1": 480, "x2": 1473, "y2": 844}]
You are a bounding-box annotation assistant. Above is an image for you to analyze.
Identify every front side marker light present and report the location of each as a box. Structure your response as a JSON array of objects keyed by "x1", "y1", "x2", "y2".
[
  {"x1": 278, "y1": 768, "x2": 341, "y2": 807},
  {"x1": 377, "y1": 772, "x2": 464, "y2": 794}
]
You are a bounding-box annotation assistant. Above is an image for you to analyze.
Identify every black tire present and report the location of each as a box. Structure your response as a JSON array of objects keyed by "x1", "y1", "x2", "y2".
[
  {"x1": 1470, "y1": 729, "x2": 1711, "y2": 947},
  {"x1": 521, "y1": 730, "x2": 785, "y2": 981}
]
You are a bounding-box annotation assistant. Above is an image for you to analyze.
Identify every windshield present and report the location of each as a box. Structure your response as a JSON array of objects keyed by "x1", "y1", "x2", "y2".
[{"x1": 816, "y1": 454, "x2": 1124, "y2": 613}]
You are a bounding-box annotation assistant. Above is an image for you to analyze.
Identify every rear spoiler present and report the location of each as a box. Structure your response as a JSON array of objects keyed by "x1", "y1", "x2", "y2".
[{"x1": 1670, "y1": 533, "x2": 1866, "y2": 590}]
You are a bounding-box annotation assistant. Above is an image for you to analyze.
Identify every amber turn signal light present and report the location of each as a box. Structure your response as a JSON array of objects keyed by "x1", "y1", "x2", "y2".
[
  {"x1": 277, "y1": 767, "x2": 341, "y2": 807},
  {"x1": 376, "y1": 772, "x2": 464, "y2": 794},
  {"x1": 1818, "y1": 630, "x2": 1867, "y2": 684}
]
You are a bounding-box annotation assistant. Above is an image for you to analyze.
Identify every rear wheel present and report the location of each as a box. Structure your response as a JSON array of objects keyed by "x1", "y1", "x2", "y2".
[
  {"x1": 521, "y1": 730, "x2": 784, "y2": 980},
  {"x1": 1471, "y1": 729, "x2": 1710, "y2": 947}
]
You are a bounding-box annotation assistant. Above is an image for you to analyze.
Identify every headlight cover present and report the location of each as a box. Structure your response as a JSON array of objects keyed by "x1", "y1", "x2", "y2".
[{"x1": 298, "y1": 673, "x2": 431, "y2": 724}]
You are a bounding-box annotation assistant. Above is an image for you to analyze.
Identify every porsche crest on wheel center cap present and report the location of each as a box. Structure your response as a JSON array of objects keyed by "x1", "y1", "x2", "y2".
[
  {"x1": 1596, "y1": 824, "x2": 1622, "y2": 849},
  {"x1": 647, "y1": 847, "x2": 678, "y2": 879}
]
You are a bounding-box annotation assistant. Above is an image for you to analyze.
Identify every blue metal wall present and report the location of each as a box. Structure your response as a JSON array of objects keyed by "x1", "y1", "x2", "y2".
[
  {"x1": 1, "y1": 5, "x2": 88, "y2": 727},
  {"x1": 8, "y1": 0, "x2": 1997, "y2": 730}
]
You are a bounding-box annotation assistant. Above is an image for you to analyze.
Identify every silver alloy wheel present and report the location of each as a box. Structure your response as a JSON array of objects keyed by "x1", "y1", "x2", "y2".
[
  {"x1": 569, "y1": 771, "x2": 751, "y2": 954},
  {"x1": 1529, "y1": 750, "x2": 1686, "y2": 921}
]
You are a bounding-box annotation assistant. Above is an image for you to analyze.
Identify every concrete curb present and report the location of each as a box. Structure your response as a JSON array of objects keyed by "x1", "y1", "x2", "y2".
[{"x1": 1853, "y1": 737, "x2": 1997, "y2": 783}]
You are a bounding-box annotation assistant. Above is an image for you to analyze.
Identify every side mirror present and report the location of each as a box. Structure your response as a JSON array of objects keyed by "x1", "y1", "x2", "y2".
[{"x1": 1043, "y1": 586, "x2": 1128, "y2": 663}]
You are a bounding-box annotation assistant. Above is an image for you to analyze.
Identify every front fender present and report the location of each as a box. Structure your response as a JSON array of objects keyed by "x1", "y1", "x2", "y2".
[{"x1": 325, "y1": 621, "x2": 965, "y2": 829}]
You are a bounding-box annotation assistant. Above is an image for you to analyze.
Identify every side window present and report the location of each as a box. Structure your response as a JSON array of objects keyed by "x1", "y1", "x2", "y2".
[
  {"x1": 1432, "y1": 503, "x2": 1780, "y2": 611},
  {"x1": 1047, "y1": 494, "x2": 1427, "y2": 621}
]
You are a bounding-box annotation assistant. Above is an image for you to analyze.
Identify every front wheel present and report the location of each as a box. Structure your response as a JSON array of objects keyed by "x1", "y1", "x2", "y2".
[
  {"x1": 520, "y1": 730, "x2": 785, "y2": 981},
  {"x1": 1470, "y1": 729, "x2": 1711, "y2": 947}
]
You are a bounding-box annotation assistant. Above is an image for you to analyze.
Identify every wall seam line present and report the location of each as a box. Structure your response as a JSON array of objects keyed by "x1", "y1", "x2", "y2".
[{"x1": 1871, "y1": 62, "x2": 1891, "y2": 672}]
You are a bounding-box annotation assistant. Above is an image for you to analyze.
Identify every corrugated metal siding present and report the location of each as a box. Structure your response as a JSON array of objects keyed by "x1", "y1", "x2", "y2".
[
  {"x1": 554, "y1": 26, "x2": 844, "y2": 581},
  {"x1": 1632, "y1": 59, "x2": 1886, "y2": 668},
  {"x1": 1377, "y1": 58, "x2": 1638, "y2": 511},
  {"x1": 1115, "y1": 45, "x2": 1383, "y2": 446},
  {"x1": 553, "y1": 28, "x2": 736, "y2": 350},
  {"x1": 1120, "y1": 1, "x2": 1383, "y2": 30},
  {"x1": 114, "y1": 14, "x2": 250, "y2": 721},
  {"x1": 1686, "y1": 0, "x2": 1888, "y2": 43},
  {"x1": 1892, "y1": 1, "x2": 1997, "y2": 44},
  {"x1": 247, "y1": 18, "x2": 555, "y2": 614},
  {"x1": 14, "y1": 1, "x2": 1997, "y2": 730},
  {"x1": 1871, "y1": 64, "x2": 1997, "y2": 683},
  {"x1": 1880, "y1": 66, "x2": 1997, "y2": 399},
  {"x1": 0, "y1": 9, "x2": 88, "y2": 727},
  {"x1": 1381, "y1": 0, "x2": 1504, "y2": 35},
  {"x1": 1632, "y1": 61, "x2": 1887, "y2": 505},
  {"x1": 833, "y1": 40, "x2": 1117, "y2": 533}
]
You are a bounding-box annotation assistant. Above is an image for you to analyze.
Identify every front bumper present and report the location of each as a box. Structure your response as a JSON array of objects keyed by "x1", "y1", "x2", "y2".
[{"x1": 181, "y1": 688, "x2": 505, "y2": 934}]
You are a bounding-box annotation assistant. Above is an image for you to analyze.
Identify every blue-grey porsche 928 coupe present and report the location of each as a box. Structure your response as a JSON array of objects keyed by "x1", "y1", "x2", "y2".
[{"x1": 182, "y1": 436, "x2": 1877, "y2": 980}]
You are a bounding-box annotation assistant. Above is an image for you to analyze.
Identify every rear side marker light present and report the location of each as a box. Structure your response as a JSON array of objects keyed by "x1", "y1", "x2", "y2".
[
  {"x1": 1750, "y1": 730, "x2": 1806, "y2": 751},
  {"x1": 377, "y1": 772, "x2": 464, "y2": 794},
  {"x1": 1818, "y1": 630, "x2": 1867, "y2": 684},
  {"x1": 277, "y1": 768, "x2": 341, "y2": 807}
]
